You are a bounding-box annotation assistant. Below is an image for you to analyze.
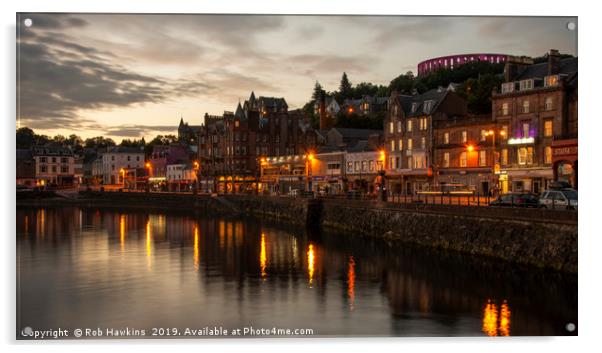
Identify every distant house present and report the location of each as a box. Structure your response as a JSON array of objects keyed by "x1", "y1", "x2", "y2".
[
  {"x1": 101, "y1": 146, "x2": 145, "y2": 185},
  {"x1": 313, "y1": 96, "x2": 340, "y2": 118},
  {"x1": 178, "y1": 118, "x2": 202, "y2": 145},
  {"x1": 341, "y1": 95, "x2": 388, "y2": 116},
  {"x1": 31, "y1": 145, "x2": 76, "y2": 186}
]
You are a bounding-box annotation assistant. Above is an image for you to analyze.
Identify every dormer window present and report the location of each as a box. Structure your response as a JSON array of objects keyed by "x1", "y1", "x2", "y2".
[
  {"x1": 544, "y1": 75, "x2": 559, "y2": 87},
  {"x1": 411, "y1": 102, "x2": 418, "y2": 113},
  {"x1": 423, "y1": 100, "x2": 433, "y2": 113},
  {"x1": 501, "y1": 82, "x2": 514, "y2": 94},
  {"x1": 519, "y1": 79, "x2": 534, "y2": 91}
]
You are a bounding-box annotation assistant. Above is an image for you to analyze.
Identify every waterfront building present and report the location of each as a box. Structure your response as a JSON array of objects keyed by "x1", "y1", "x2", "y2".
[
  {"x1": 491, "y1": 49, "x2": 578, "y2": 193},
  {"x1": 385, "y1": 87, "x2": 468, "y2": 194},
  {"x1": 198, "y1": 92, "x2": 318, "y2": 194},
  {"x1": 166, "y1": 163, "x2": 197, "y2": 191},
  {"x1": 433, "y1": 114, "x2": 498, "y2": 195},
  {"x1": 344, "y1": 150, "x2": 385, "y2": 194},
  {"x1": 101, "y1": 146, "x2": 145, "y2": 185},
  {"x1": 311, "y1": 151, "x2": 346, "y2": 195},
  {"x1": 31, "y1": 145, "x2": 75, "y2": 186}
]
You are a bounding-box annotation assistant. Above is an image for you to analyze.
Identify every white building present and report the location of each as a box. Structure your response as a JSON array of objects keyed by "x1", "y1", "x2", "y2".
[
  {"x1": 166, "y1": 163, "x2": 197, "y2": 191},
  {"x1": 344, "y1": 150, "x2": 385, "y2": 193},
  {"x1": 102, "y1": 146, "x2": 145, "y2": 185},
  {"x1": 32, "y1": 146, "x2": 75, "y2": 186}
]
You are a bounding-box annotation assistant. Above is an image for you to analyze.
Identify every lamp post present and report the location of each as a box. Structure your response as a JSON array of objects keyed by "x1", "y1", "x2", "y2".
[
  {"x1": 193, "y1": 160, "x2": 200, "y2": 194},
  {"x1": 305, "y1": 152, "x2": 314, "y2": 194},
  {"x1": 119, "y1": 168, "x2": 126, "y2": 188},
  {"x1": 485, "y1": 129, "x2": 507, "y2": 195}
]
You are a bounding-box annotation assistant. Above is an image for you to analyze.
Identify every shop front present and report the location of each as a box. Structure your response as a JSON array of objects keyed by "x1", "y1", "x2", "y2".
[
  {"x1": 437, "y1": 168, "x2": 498, "y2": 195},
  {"x1": 503, "y1": 168, "x2": 553, "y2": 194},
  {"x1": 552, "y1": 139, "x2": 578, "y2": 189}
]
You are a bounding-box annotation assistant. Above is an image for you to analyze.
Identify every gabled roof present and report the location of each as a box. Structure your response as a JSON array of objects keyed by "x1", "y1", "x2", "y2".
[
  {"x1": 393, "y1": 88, "x2": 449, "y2": 117},
  {"x1": 235, "y1": 102, "x2": 245, "y2": 120},
  {"x1": 258, "y1": 96, "x2": 288, "y2": 110}
]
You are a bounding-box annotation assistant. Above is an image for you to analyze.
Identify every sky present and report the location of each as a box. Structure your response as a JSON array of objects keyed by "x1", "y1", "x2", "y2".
[{"x1": 16, "y1": 14, "x2": 577, "y2": 142}]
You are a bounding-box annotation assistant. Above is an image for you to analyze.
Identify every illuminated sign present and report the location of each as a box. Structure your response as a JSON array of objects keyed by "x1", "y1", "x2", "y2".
[{"x1": 508, "y1": 137, "x2": 534, "y2": 145}]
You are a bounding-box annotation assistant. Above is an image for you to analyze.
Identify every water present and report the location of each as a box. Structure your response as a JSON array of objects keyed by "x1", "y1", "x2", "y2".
[{"x1": 16, "y1": 206, "x2": 577, "y2": 338}]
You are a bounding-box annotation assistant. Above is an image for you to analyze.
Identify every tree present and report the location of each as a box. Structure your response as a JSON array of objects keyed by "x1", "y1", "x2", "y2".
[
  {"x1": 84, "y1": 136, "x2": 116, "y2": 149},
  {"x1": 16, "y1": 127, "x2": 35, "y2": 149},
  {"x1": 389, "y1": 71, "x2": 415, "y2": 95},
  {"x1": 311, "y1": 81, "x2": 324, "y2": 101},
  {"x1": 144, "y1": 134, "x2": 178, "y2": 158},
  {"x1": 338, "y1": 72, "x2": 353, "y2": 100},
  {"x1": 456, "y1": 73, "x2": 503, "y2": 114}
]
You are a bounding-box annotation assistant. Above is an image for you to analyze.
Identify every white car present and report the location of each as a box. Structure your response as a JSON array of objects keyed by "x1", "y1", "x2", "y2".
[{"x1": 539, "y1": 189, "x2": 578, "y2": 210}]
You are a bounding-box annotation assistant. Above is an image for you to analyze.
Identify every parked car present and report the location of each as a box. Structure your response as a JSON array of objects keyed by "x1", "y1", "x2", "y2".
[
  {"x1": 539, "y1": 188, "x2": 578, "y2": 210},
  {"x1": 489, "y1": 193, "x2": 540, "y2": 208}
]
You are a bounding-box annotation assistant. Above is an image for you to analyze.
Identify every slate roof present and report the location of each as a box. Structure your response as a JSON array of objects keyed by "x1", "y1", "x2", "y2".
[
  {"x1": 258, "y1": 96, "x2": 288, "y2": 110},
  {"x1": 331, "y1": 128, "x2": 382, "y2": 140},
  {"x1": 394, "y1": 88, "x2": 449, "y2": 117},
  {"x1": 515, "y1": 57, "x2": 578, "y2": 81}
]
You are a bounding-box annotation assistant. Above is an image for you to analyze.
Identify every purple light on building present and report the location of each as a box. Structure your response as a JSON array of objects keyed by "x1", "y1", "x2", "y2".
[{"x1": 417, "y1": 53, "x2": 509, "y2": 76}]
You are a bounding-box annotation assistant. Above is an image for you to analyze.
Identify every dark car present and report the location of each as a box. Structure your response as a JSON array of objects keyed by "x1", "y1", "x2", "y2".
[{"x1": 489, "y1": 193, "x2": 540, "y2": 208}]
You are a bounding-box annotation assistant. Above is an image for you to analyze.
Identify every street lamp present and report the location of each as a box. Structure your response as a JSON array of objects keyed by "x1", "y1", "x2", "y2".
[
  {"x1": 305, "y1": 152, "x2": 314, "y2": 193},
  {"x1": 119, "y1": 168, "x2": 126, "y2": 188}
]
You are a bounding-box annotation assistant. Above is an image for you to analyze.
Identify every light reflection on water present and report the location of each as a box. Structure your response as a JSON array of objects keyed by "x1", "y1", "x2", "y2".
[{"x1": 16, "y1": 207, "x2": 577, "y2": 337}]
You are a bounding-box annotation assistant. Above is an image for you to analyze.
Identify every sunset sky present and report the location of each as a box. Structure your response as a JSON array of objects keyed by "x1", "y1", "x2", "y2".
[{"x1": 16, "y1": 14, "x2": 577, "y2": 142}]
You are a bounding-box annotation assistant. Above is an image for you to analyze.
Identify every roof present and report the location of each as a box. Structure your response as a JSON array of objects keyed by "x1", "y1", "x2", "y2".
[
  {"x1": 107, "y1": 146, "x2": 144, "y2": 154},
  {"x1": 394, "y1": 88, "x2": 449, "y2": 117},
  {"x1": 258, "y1": 96, "x2": 287, "y2": 110},
  {"x1": 331, "y1": 128, "x2": 382, "y2": 139},
  {"x1": 515, "y1": 57, "x2": 578, "y2": 81}
]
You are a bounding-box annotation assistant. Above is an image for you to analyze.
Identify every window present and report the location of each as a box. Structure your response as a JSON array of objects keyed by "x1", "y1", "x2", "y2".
[
  {"x1": 61, "y1": 157, "x2": 68, "y2": 163},
  {"x1": 544, "y1": 146, "x2": 552, "y2": 164},
  {"x1": 40, "y1": 165, "x2": 47, "y2": 173},
  {"x1": 389, "y1": 157, "x2": 396, "y2": 169},
  {"x1": 544, "y1": 75, "x2": 559, "y2": 87},
  {"x1": 443, "y1": 153, "x2": 450, "y2": 168},
  {"x1": 522, "y1": 100, "x2": 530, "y2": 113},
  {"x1": 40, "y1": 157, "x2": 47, "y2": 163},
  {"x1": 444, "y1": 132, "x2": 449, "y2": 144},
  {"x1": 361, "y1": 161, "x2": 367, "y2": 172},
  {"x1": 127, "y1": 156, "x2": 131, "y2": 161},
  {"x1": 61, "y1": 166, "x2": 69, "y2": 173},
  {"x1": 411, "y1": 103, "x2": 418, "y2": 113},
  {"x1": 480, "y1": 130, "x2": 487, "y2": 141},
  {"x1": 407, "y1": 138, "x2": 413, "y2": 150},
  {"x1": 390, "y1": 140, "x2": 395, "y2": 152},
  {"x1": 136, "y1": 156, "x2": 140, "y2": 161},
  {"x1": 111, "y1": 156, "x2": 115, "y2": 161},
  {"x1": 389, "y1": 122, "x2": 394, "y2": 133},
  {"x1": 369, "y1": 161, "x2": 375, "y2": 171},
  {"x1": 354, "y1": 161, "x2": 360, "y2": 172},
  {"x1": 501, "y1": 82, "x2": 514, "y2": 94},
  {"x1": 419, "y1": 117, "x2": 428, "y2": 130},
  {"x1": 51, "y1": 166, "x2": 56, "y2": 173},
  {"x1": 519, "y1": 79, "x2": 533, "y2": 91},
  {"x1": 544, "y1": 120, "x2": 553, "y2": 137},
  {"x1": 407, "y1": 119, "x2": 413, "y2": 132},
  {"x1": 398, "y1": 139, "x2": 403, "y2": 151},
  {"x1": 501, "y1": 148, "x2": 508, "y2": 165},
  {"x1": 522, "y1": 122, "x2": 530, "y2": 138},
  {"x1": 461, "y1": 131, "x2": 467, "y2": 143},
  {"x1": 420, "y1": 137, "x2": 426, "y2": 149},
  {"x1": 52, "y1": 157, "x2": 56, "y2": 163},
  {"x1": 397, "y1": 121, "x2": 402, "y2": 133},
  {"x1": 479, "y1": 150, "x2": 487, "y2": 166},
  {"x1": 527, "y1": 147, "x2": 534, "y2": 165},
  {"x1": 407, "y1": 157, "x2": 413, "y2": 169},
  {"x1": 518, "y1": 148, "x2": 527, "y2": 165},
  {"x1": 460, "y1": 152, "x2": 467, "y2": 167},
  {"x1": 423, "y1": 101, "x2": 433, "y2": 113},
  {"x1": 347, "y1": 162, "x2": 353, "y2": 173},
  {"x1": 545, "y1": 97, "x2": 553, "y2": 111},
  {"x1": 502, "y1": 103, "x2": 509, "y2": 115}
]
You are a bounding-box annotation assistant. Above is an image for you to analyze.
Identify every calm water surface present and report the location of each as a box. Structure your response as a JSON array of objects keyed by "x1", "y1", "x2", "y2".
[{"x1": 16, "y1": 206, "x2": 577, "y2": 338}]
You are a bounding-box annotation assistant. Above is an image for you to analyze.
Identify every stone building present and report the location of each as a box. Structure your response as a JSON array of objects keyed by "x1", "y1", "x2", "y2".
[
  {"x1": 384, "y1": 87, "x2": 467, "y2": 194},
  {"x1": 433, "y1": 115, "x2": 498, "y2": 195},
  {"x1": 492, "y1": 50, "x2": 578, "y2": 193},
  {"x1": 198, "y1": 92, "x2": 318, "y2": 193}
]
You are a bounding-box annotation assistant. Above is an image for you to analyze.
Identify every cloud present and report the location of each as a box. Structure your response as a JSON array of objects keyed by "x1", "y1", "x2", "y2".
[
  {"x1": 105, "y1": 125, "x2": 177, "y2": 138},
  {"x1": 19, "y1": 13, "x2": 89, "y2": 29}
]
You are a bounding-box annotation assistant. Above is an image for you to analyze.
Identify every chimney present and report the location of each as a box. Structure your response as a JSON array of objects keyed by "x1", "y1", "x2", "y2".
[
  {"x1": 504, "y1": 55, "x2": 533, "y2": 82},
  {"x1": 319, "y1": 91, "x2": 328, "y2": 130},
  {"x1": 548, "y1": 49, "x2": 560, "y2": 75}
]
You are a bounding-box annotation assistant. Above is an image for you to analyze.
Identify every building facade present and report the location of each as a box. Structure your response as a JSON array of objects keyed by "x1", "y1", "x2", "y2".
[
  {"x1": 385, "y1": 88, "x2": 468, "y2": 194},
  {"x1": 17, "y1": 149, "x2": 36, "y2": 187},
  {"x1": 433, "y1": 115, "x2": 498, "y2": 195},
  {"x1": 31, "y1": 146, "x2": 75, "y2": 186},
  {"x1": 491, "y1": 50, "x2": 578, "y2": 193},
  {"x1": 198, "y1": 92, "x2": 318, "y2": 193},
  {"x1": 101, "y1": 146, "x2": 145, "y2": 185}
]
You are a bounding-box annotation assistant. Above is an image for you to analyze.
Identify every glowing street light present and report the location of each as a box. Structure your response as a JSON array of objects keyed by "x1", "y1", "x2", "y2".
[{"x1": 467, "y1": 144, "x2": 475, "y2": 152}]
